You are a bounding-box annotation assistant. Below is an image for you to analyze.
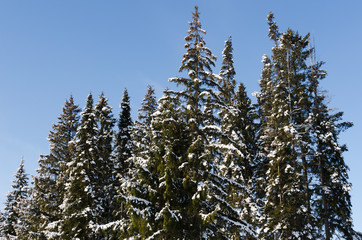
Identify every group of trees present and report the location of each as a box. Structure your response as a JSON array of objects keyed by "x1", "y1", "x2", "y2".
[{"x1": 1, "y1": 6, "x2": 359, "y2": 240}]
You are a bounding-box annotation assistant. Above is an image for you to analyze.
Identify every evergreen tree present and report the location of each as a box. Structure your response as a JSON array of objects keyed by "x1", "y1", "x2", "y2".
[
  {"x1": 114, "y1": 89, "x2": 133, "y2": 181},
  {"x1": 24, "y1": 187, "x2": 44, "y2": 240},
  {"x1": 313, "y1": 105, "x2": 353, "y2": 239},
  {"x1": 93, "y1": 93, "x2": 116, "y2": 236},
  {"x1": 168, "y1": 7, "x2": 256, "y2": 239},
  {"x1": 254, "y1": 54, "x2": 274, "y2": 235},
  {"x1": 168, "y1": 6, "x2": 218, "y2": 238},
  {"x1": 125, "y1": 86, "x2": 157, "y2": 238},
  {"x1": 219, "y1": 37, "x2": 236, "y2": 105},
  {"x1": 309, "y1": 54, "x2": 354, "y2": 239},
  {"x1": 151, "y1": 92, "x2": 189, "y2": 239},
  {"x1": 106, "y1": 89, "x2": 134, "y2": 238},
  {"x1": 1, "y1": 159, "x2": 30, "y2": 239},
  {"x1": 259, "y1": 12, "x2": 315, "y2": 239},
  {"x1": 133, "y1": 86, "x2": 157, "y2": 159},
  {"x1": 211, "y1": 38, "x2": 258, "y2": 239},
  {"x1": 31, "y1": 96, "x2": 80, "y2": 239},
  {"x1": 257, "y1": 12, "x2": 355, "y2": 239},
  {"x1": 127, "y1": 91, "x2": 189, "y2": 239},
  {"x1": 61, "y1": 93, "x2": 99, "y2": 239},
  {"x1": 218, "y1": 38, "x2": 256, "y2": 188}
]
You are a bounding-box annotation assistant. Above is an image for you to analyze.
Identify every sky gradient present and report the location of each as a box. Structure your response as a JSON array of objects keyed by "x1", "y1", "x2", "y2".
[{"x1": 0, "y1": 0, "x2": 361, "y2": 231}]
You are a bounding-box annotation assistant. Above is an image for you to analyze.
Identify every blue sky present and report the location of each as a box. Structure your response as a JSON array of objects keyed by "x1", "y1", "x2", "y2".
[{"x1": 0, "y1": 0, "x2": 361, "y2": 231}]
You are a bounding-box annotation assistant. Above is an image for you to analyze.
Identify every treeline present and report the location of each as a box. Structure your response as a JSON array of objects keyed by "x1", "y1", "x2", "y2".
[{"x1": 0, "y1": 6, "x2": 359, "y2": 240}]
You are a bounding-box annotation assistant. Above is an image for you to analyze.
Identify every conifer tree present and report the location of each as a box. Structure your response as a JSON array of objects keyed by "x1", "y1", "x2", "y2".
[
  {"x1": 259, "y1": 12, "x2": 316, "y2": 239},
  {"x1": 168, "y1": 6, "x2": 218, "y2": 238},
  {"x1": 212, "y1": 38, "x2": 258, "y2": 239},
  {"x1": 309, "y1": 54, "x2": 354, "y2": 239},
  {"x1": 313, "y1": 104, "x2": 353, "y2": 239},
  {"x1": 232, "y1": 84, "x2": 259, "y2": 232},
  {"x1": 114, "y1": 89, "x2": 133, "y2": 180},
  {"x1": 61, "y1": 93, "x2": 99, "y2": 239},
  {"x1": 127, "y1": 91, "x2": 190, "y2": 239},
  {"x1": 24, "y1": 187, "x2": 44, "y2": 240},
  {"x1": 133, "y1": 86, "x2": 157, "y2": 158},
  {"x1": 152, "y1": 92, "x2": 189, "y2": 239},
  {"x1": 219, "y1": 37, "x2": 236, "y2": 105},
  {"x1": 93, "y1": 93, "x2": 116, "y2": 235},
  {"x1": 1, "y1": 159, "x2": 30, "y2": 239},
  {"x1": 169, "y1": 6, "x2": 218, "y2": 118},
  {"x1": 125, "y1": 89, "x2": 168, "y2": 239},
  {"x1": 106, "y1": 89, "x2": 134, "y2": 238},
  {"x1": 125, "y1": 86, "x2": 157, "y2": 238},
  {"x1": 218, "y1": 38, "x2": 256, "y2": 187},
  {"x1": 138, "y1": 86, "x2": 157, "y2": 125},
  {"x1": 31, "y1": 96, "x2": 80, "y2": 239},
  {"x1": 254, "y1": 54, "x2": 274, "y2": 234},
  {"x1": 168, "y1": 7, "x2": 256, "y2": 238}
]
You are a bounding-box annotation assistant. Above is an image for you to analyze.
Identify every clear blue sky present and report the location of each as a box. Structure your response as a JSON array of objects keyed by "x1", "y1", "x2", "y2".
[{"x1": 0, "y1": 0, "x2": 361, "y2": 231}]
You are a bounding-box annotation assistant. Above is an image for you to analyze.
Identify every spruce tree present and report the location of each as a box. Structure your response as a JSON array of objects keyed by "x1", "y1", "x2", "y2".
[
  {"x1": 24, "y1": 187, "x2": 44, "y2": 240},
  {"x1": 1, "y1": 159, "x2": 30, "y2": 239},
  {"x1": 313, "y1": 105, "x2": 353, "y2": 239},
  {"x1": 168, "y1": 6, "x2": 218, "y2": 238},
  {"x1": 168, "y1": 7, "x2": 256, "y2": 238},
  {"x1": 219, "y1": 37, "x2": 236, "y2": 104},
  {"x1": 211, "y1": 38, "x2": 258, "y2": 239},
  {"x1": 259, "y1": 12, "x2": 315, "y2": 239},
  {"x1": 1, "y1": 188, "x2": 17, "y2": 239},
  {"x1": 106, "y1": 89, "x2": 134, "y2": 238},
  {"x1": 218, "y1": 38, "x2": 256, "y2": 188},
  {"x1": 125, "y1": 88, "x2": 164, "y2": 239},
  {"x1": 309, "y1": 54, "x2": 354, "y2": 239},
  {"x1": 93, "y1": 93, "x2": 116, "y2": 236},
  {"x1": 31, "y1": 96, "x2": 80, "y2": 239},
  {"x1": 127, "y1": 91, "x2": 189, "y2": 239},
  {"x1": 152, "y1": 92, "x2": 189, "y2": 239},
  {"x1": 125, "y1": 86, "x2": 157, "y2": 238},
  {"x1": 254, "y1": 54, "x2": 274, "y2": 235},
  {"x1": 114, "y1": 89, "x2": 133, "y2": 182},
  {"x1": 133, "y1": 86, "x2": 157, "y2": 159},
  {"x1": 257, "y1": 12, "x2": 355, "y2": 239},
  {"x1": 61, "y1": 93, "x2": 99, "y2": 239}
]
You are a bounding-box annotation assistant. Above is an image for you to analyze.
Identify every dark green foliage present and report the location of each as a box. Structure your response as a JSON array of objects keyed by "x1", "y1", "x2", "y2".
[
  {"x1": 313, "y1": 108, "x2": 353, "y2": 239},
  {"x1": 260, "y1": 25, "x2": 315, "y2": 239},
  {"x1": 94, "y1": 93, "x2": 116, "y2": 237},
  {"x1": 123, "y1": 86, "x2": 158, "y2": 239},
  {"x1": 267, "y1": 11, "x2": 280, "y2": 43},
  {"x1": 1, "y1": 159, "x2": 30, "y2": 239},
  {"x1": 309, "y1": 56, "x2": 354, "y2": 239},
  {"x1": 129, "y1": 92, "x2": 190, "y2": 239},
  {"x1": 114, "y1": 89, "x2": 133, "y2": 178},
  {"x1": 30, "y1": 96, "x2": 80, "y2": 239},
  {"x1": 95, "y1": 94, "x2": 116, "y2": 201},
  {"x1": 138, "y1": 86, "x2": 157, "y2": 126},
  {"x1": 258, "y1": 13, "x2": 354, "y2": 239},
  {"x1": 213, "y1": 38, "x2": 258, "y2": 239},
  {"x1": 133, "y1": 86, "x2": 158, "y2": 162},
  {"x1": 169, "y1": 8, "x2": 257, "y2": 239},
  {"x1": 219, "y1": 36, "x2": 236, "y2": 105},
  {"x1": 103, "y1": 89, "x2": 134, "y2": 239},
  {"x1": 169, "y1": 6, "x2": 220, "y2": 239},
  {"x1": 61, "y1": 93, "x2": 98, "y2": 239}
]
